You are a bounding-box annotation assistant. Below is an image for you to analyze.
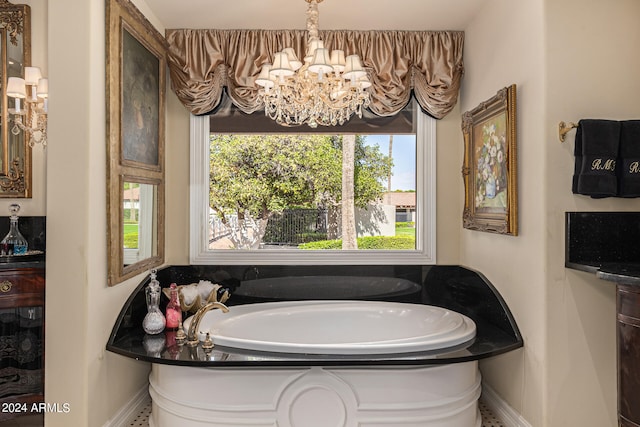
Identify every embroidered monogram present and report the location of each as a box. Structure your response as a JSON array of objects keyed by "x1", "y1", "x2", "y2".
[{"x1": 591, "y1": 158, "x2": 616, "y2": 172}]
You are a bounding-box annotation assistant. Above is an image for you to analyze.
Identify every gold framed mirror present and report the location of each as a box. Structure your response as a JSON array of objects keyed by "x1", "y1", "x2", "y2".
[
  {"x1": 0, "y1": 0, "x2": 31, "y2": 197},
  {"x1": 106, "y1": 0, "x2": 166, "y2": 285},
  {"x1": 113, "y1": 177, "x2": 164, "y2": 282}
]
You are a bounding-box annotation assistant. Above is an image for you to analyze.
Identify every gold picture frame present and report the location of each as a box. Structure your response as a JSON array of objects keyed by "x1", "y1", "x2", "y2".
[
  {"x1": 106, "y1": 0, "x2": 166, "y2": 285},
  {"x1": 0, "y1": 0, "x2": 32, "y2": 198},
  {"x1": 461, "y1": 84, "x2": 517, "y2": 236}
]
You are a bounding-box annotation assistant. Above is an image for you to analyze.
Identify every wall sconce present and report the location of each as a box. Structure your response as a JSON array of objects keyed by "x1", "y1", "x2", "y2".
[{"x1": 7, "y1": 66, "x2": 48, "y2": 147}]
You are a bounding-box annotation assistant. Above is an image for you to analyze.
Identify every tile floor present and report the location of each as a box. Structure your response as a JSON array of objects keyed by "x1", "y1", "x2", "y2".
[
  {"x1": 479, "y1": 400, "x2": 506, "y2": 427},
  {"x1": 0, "y1": 399, "x2": 506, "y2": 426}
]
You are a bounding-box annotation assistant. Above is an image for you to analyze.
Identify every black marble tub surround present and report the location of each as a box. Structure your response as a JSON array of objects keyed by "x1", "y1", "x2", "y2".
[{"x1": 107, "y1": 265, "x2": 523, "y2": 367}]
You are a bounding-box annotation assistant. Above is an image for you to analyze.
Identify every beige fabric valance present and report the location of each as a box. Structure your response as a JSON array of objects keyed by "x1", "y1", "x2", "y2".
[{"x1": 166, "y1": 29, "x2": 464, "y2": 120}]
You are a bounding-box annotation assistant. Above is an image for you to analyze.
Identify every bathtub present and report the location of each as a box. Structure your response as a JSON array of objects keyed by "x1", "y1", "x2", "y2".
[
  {"x1": 150, "y1": 362, "x2": 481, "y2": 427},
  {"x1": 107, "y1": 265, "x2": 523, "y2": 427},
  {"x1": 183, "y1": 300, "x2": 476, "y2": 355},
  {"x1": 149, "y1": 300, "x2": 480, "y2": 426}
]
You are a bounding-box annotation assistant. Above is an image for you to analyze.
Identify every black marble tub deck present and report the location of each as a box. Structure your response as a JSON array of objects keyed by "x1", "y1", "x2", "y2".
[{"x1": 107, "y1": 265, "x2": 523, "y2": 367}]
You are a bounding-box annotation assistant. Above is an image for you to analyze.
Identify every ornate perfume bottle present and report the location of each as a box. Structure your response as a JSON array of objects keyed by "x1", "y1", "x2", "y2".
[
  {"x1": 1, "y1": 204, "x2": 28, "y2": 255},
  {"x1": 165, "y1": 283, "x2": 182, "y2": 331},
  {"x1": 142, "y1": 269, "x2": 166, "y2": 335}
]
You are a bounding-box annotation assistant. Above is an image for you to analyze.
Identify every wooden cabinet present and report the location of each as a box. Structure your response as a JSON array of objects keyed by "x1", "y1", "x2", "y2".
[
  {"x1": 0, "y1": 267, "x2": 45, "y2": 421},
  {"x1": 617, "y1": 283, "x2": 640, "y2": 427}
]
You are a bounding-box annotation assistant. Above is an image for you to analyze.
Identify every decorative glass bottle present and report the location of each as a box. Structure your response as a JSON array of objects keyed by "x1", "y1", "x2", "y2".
[
  {"x1": 165, "y1": 283, "x2": 182, "y2": 331},
  {"x1": 1, "y1": 204, "x2": 28, "y2": 255},
  {"x1": 142, "y1": 269, "x2": 166, "y2": 335}
]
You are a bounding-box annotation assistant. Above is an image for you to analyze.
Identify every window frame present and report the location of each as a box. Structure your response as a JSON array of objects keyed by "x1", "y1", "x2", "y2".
[{"x1": 189, "y1": 111, "x2": 436, "y2": 265}]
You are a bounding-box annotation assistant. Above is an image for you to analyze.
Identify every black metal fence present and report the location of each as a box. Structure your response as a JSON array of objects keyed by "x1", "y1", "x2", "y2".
[{"x1": 263, "y1": 208, "x2": 328, "y2": 246}]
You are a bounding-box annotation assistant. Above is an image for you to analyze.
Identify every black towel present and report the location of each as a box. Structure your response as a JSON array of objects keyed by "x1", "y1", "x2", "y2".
[
  {"x1": 571, "y1": 124, "x2": 583, "y2": 193},
  {"x1": 618, "y1": 120, "x2": 640, "y2": 197},
  {"x1": 573, "y1": 119, "x2": 621, "y2": 198}
]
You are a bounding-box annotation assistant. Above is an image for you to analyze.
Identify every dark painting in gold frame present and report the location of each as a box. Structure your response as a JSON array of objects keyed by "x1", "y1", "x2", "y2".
[
  {"x1": 106, "y1": 0, "x2": 166, "y2": 285},
  {"x1": 461, "y1": 85, "x2": 517, "y2": 235}
]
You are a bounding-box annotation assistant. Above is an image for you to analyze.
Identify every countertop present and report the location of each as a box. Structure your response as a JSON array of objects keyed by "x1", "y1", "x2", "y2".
[
  {"x1": 566, "y1": 260, "x2": 640, "y2": 286},
  {"x1": 0, "y1": 252, "x2": 45, "y2": 270},
  {"x1": 565, "y1": 212, "x2": 640, "y2": 285},
  {"x1": 596, "y1": 263, "x2": 640, "y2": 285},
  {"x1": 107, "y1": 264, "x2": 524, "y2": 367}
]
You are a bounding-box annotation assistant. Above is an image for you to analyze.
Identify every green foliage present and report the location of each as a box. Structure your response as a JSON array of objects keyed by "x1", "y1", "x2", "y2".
[
  {"x1": 123, "y1": 223, "x2": 139, "y2": 248},
  {"x1": 395, "y1": 221, "x2": 415, "y2": 228},
  {"x1": 123, "y1": 232, "x2": 139, "y2": 249},
  {"x1": 299, "y1": 235, "x2": 415, "y2": 250},
  {"x1": 296, "y1": 232, "x2": 328, "y2": 243},
  {"x1": 210, "y1": 135, "x2": 338, "y2": 221},
  {"x1": 352, "y1": 135, "x2": 393, "y2": 208},
  {"x1": 298, "y1": 239, "x2": 342, "y2": 250},
  {"x1": 394, "y1": 224, "x2": 416, "y2": 238},
  {"x1": 209, "y1": 134, "x2": 392, "y2": 221},
  {"x1": 123, "y1": 209, "x2": 138, "y2": 222},
  {"x1": 123, "y1": 224, "x2": 139, "y2": 233}
]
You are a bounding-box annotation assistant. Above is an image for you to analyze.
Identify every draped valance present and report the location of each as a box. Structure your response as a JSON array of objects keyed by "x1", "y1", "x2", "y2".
[{"x1": 166, "y1": 29, "x2": 464, "y2": 120}]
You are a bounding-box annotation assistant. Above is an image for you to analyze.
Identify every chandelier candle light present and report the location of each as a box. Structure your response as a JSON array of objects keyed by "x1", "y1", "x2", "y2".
[
  {"x1": 255, "y1": 0, "x2": 371, "y2": 128},
  {"x1": 6, "y1": 66, "x2": 48, "y2": 147}
]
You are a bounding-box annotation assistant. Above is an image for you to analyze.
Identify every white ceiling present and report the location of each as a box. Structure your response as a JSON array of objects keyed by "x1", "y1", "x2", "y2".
[{"x1": 143, "y1": 0, "x2": 489, "y2": 31}]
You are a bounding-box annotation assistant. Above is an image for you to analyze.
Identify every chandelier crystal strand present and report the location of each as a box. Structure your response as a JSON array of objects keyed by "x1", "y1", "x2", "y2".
[
  {"x1": 255, "y1": 0, "x2": 371, "y2": 128},
  {"x1": 6, "y1": 67, "x2": 49, "y2": 147}
]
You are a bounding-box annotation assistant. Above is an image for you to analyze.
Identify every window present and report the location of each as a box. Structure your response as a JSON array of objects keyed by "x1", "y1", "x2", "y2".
[{"x1": 189, "y1": 108, "x2": 435, "y2": 265}]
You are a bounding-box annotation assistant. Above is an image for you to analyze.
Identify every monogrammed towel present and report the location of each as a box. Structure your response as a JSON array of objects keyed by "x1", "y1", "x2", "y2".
[
  {"x1": 573, "y1": 119, "x2": 621, "y2": 198},
  {"x1": 571, "y1": 124, "x2": 583, "y2": 193},
  {"x1": 619, "y1": 120, "x2": 640, "y2": 197}
]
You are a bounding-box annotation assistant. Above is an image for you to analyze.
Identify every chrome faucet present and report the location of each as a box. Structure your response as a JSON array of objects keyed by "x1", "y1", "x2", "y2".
[{"x1": 186, "y1": 301, "x2": 229, "y2": 347}]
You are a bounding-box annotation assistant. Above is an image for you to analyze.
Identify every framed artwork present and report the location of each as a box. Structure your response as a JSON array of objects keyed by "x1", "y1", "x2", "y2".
[
  {"x1": 461, "y1": 84, "x2": 518, "y2": 236},
  {"x1": 107, "y1": 0, "x2": 166, "y2": 171},
  {"x1": 106, "y1": 0, "x2": 167, "y2": 285},
  {"x1": 121, "y1": 29, "x2": 160, "y2": 166}
]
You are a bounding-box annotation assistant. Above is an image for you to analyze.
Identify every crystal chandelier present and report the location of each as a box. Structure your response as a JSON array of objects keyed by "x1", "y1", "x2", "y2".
[
  {"x1": 255, "y1": 0, "x2": 371, "y2": 128},
  {"x1": 6, "y1": 66, "x2": 48, "y2": 147}
]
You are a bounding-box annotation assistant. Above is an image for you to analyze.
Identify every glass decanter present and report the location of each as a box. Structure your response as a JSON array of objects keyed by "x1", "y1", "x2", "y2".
[
  {"x1": 142, "y1": 269, "x2": 166, "y2": 335},
  {"x1": 1, "y1": 204, "x2": 28, "y2": 255}
]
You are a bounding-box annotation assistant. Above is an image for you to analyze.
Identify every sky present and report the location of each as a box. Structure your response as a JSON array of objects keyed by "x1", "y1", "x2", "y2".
[{"x1": 363, "y1": 134, "x2": 416, "y2": 191}]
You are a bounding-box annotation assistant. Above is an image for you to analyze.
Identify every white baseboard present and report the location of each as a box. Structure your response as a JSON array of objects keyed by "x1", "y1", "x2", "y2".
[
  {"x1": 481, "y1": 382, "x2": 532, "y2": 427},
  {"x1": 102, "y1": 385, "x2": 150, "y2": 427}
]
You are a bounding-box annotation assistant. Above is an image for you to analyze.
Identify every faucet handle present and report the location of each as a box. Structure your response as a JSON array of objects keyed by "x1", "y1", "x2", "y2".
[
  {"x1": 175, "y1": 321, "x2": 187, "y2": 344},
  {"x1": 202, "y1": 332, "x2": 214, "y2": 352}
]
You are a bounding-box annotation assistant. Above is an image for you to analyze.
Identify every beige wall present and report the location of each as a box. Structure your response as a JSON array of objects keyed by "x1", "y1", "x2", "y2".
[
  {"x1": 463, "y1": 0, "x2": 640, "y2": 426},
  {"x1": 2, "y1": 0, "x2": 464, "y2": 424},
  {"x1": 35, "y1": 0, "x2": 640, "y2": 425},
  {"x1": 164, "y1": 86, "x2": 190, "y2": 266},
  {"x1": 435, "y1": 103, "x2": 464, "y2": 264},
  {"x1": 544, "y1": 0, "x2": 640, "y2": 426},
  {"x1": 43, "y1": 0, "x2": 193, "y2": 424},
  {"x1": 45, "y1": 0, "x2": 155, "y2": 425},
  {"x1": 461, "y1": 1, "x2": 547, "y2": 423}
]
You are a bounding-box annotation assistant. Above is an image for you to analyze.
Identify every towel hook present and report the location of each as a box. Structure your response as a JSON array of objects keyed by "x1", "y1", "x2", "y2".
[{"x1": 558, "y1": 121, "x2": 578, "y2": 143}]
